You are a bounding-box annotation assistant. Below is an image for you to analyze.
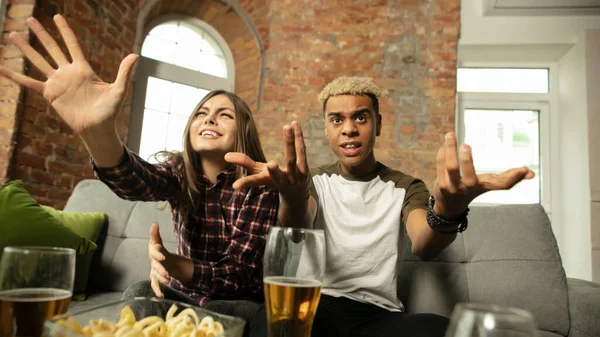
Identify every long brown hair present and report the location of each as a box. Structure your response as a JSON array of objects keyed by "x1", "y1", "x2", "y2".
[{"x1": 158, "y1": 90, "x2": 267, "y2": 219}]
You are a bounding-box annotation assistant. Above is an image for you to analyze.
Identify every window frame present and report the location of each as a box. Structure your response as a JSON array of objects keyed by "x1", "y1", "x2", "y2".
[
  {"x1": 455, "y1": 62, "x2": 560, "y2": 220},
  {"x1": 128, "y1": 15, "x2": 235, "y2": 154}
]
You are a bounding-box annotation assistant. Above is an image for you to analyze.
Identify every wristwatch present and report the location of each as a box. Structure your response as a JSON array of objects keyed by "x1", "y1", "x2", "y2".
[{"x1": 426, "y1": 196, "x2": 469, "y2": 233}]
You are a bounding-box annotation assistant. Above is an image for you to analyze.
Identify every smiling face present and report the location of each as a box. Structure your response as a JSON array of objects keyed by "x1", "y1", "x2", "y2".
[
  {"x1": 324, "y1": 94, "x2": 382, "y2": 176},
  {"x1": 188, "y1": 94, "x2": 238, "y2": 157}
]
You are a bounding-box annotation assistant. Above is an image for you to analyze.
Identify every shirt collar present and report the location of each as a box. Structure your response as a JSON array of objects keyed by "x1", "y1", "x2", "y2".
[{"x1": 204, "y1": 166, "x2": 236, "y2": 187}]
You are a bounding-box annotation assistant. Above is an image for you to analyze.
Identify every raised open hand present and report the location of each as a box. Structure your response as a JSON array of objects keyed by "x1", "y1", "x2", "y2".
[
  {"x1": 433, "y1": 132, "x2": 535, "y2": 219},
  {"x1": 225, "y1": 121, "x2": 311, "y2": 205},
  {"x1": 0, "y1": 15, "x2": 138, "y2": 135}
]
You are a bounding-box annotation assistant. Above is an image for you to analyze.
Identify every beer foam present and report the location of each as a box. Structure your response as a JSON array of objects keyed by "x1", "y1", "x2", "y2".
[
  {"x1": 264, "y1": 276, "x2": 322, "y2": 287},
  {"x1": 0, "y1": 288, "x2": 71, "y2": 302}
]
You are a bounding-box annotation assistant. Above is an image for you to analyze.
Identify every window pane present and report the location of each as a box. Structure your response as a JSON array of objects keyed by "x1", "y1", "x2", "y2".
[
  {"x1": 148, "y1": 23, "x2": 178, "y2": 42},
  {"x1": 198, "y1": 53, "x2": 227, "y2": 78},
  {"x1": 165, "y1": 114, "x2": 188, "y2": 151},
  {"x1": 142, "y1": 21, "x2": 230, "y2": 78},
  {"x1": 197, "y1": 88, "x2": 210, "y2": 99},
  {"x1": 174, "y1": 45, "x2": 202, "y2": 71},
  {"x1": 171, "y1": 82, "x2": 203, "y2": 117},
  {"x1": 141, "y1": 35, "x2": 175, "y2": 64},
  {"x1": 139, "y1": 109, "x2": 169, "y2": 163},
  {"x1": 457, "y1": 68, "x2": 549, "y2": 93},
  {"x1": 177, "y1": 24, "x2": 204, "y2": 48},
  {"x1": 201, "y1": 34, "x2": 222, "y2": 56},
  {"x1": 145, "y1": 77, "x2": 172, "y2": 112},
  {"x1": 464, "y1": 109, "x2": 540, "y2": 204}
]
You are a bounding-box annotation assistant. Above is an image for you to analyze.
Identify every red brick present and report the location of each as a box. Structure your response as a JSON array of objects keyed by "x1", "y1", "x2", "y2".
[
  {"x1": 1, "y1": 0, "x2": 458, "y2": 194},
  {"x1": 47, "y1": 186, "x2": 72, "y2": 200},
  {"x1": 29, "y1": 168, "x2": 54, "y2": 185},
  {"x1": 16, "y1": 151, "x2": 46, "y2": 168},
  {"x1": 0, "y1": 85, "x2": 21, "y2": 100}
]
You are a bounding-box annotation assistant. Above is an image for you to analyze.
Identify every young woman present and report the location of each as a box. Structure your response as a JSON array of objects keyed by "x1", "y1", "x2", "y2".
[{"x1": 0, "y1": 15, "x2": 279, "y2": 320}]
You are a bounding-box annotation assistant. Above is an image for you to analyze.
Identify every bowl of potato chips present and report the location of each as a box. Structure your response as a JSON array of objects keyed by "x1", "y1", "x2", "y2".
[{"x1": 43, "y1": 298, "x2": 246, "y2": 337}]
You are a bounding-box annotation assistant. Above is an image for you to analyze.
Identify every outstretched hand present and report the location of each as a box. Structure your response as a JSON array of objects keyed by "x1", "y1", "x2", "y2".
[
  {"x1": 432, "y1": 132, "x2": 535, "y2": 219},
  {"x1": 225, "y1": 121, "x2": 311, "y2": 205},
  {"x1": 0, "y1": 15, "x2": 138, "y2": 135},
  {"x1": 148, "y1": 223, "x2": 170, "y2": 298}
]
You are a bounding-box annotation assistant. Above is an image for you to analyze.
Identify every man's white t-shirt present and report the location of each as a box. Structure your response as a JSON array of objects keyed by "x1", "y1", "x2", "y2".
[{"x1": 310, "y1": 162, "x2": 429, "y2": 311}]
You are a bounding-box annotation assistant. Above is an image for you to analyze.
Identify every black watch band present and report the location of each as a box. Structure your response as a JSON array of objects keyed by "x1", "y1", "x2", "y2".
[{"x1": 426, "y1": 196, "x2": 469, "y2": 233}]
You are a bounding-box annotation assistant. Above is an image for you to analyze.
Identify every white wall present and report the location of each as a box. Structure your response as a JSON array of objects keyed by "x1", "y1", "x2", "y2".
[
  {"x1": 460, "y1": 1, "x2": 600, "y2": 45},
  {"x1": 557, "y1": 35, "x2": 592, "y2": 281},
  {"x1": 459, "y1": 0, "x2": 600, "y2": 280},
  {"x1": 587, "y1": 30, "x2": 600, "y2": 282}
]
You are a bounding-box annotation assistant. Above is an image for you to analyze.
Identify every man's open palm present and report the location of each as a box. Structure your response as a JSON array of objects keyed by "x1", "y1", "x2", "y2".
[{"x1": 433, "y1": 132, "x2": 535, "y2": 218}]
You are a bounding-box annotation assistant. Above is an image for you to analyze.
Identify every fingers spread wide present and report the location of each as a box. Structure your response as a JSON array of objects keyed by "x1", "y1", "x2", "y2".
[
  {"x1": 53, "y1": 14, "x2": 85, "y2": 62},
  {"x1": 8, "y1": 32, "x2": 55, "y2": 76},
  {"x1": 444, "y1": 132, "x2": 460, "y2": 184},
  {"x1": 0, "y1": 65, "x2": 44, "y2": 92},
  {"x1": 283, "y1": 125, "x2": 297, "y2": 179},
  {"x1": 224, "y1": 152, "x2": 256, "y2": 170},
  {"x1": 292, "y1": 121, "x2": 309, "y2": 174},
  {"x1": 26, "y1": 17, "x2": 69, "y2": 66},
  {"x1": 459, "y1": 144, "x2": 477, "y2": 187},
  {"x1": 113, "y1": 54, "x2": 139, "y2": 95}
]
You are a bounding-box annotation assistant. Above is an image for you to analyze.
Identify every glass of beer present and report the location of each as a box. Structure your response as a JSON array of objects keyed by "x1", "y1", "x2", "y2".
[
  {"x1": 0, "y1": 246, "x2": 75, "y2": 337},
  {"x1": 263, "y1": 227, "x2": 325, "y2": 337}
]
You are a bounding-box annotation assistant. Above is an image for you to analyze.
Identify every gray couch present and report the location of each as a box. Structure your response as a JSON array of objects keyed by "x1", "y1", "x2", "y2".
[{"x1": 64, "y1": 179, "x2": 600, "y2": 336}]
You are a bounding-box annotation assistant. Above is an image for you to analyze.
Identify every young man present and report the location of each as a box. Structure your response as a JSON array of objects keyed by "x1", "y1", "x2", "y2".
[{"x1": 226, "y1": 77, "x2": 535, "y2": 337}]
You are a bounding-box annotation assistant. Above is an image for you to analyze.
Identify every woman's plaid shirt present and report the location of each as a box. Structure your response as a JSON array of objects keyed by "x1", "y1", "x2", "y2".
[{"x1": 93, "y1": 148, "x2": 279, "y2": 305}]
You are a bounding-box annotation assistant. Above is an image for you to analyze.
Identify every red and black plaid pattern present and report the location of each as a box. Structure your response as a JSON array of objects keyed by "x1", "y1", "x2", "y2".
[{"x1": 93, "y1": 148, "x2": 279, "y2": 305}]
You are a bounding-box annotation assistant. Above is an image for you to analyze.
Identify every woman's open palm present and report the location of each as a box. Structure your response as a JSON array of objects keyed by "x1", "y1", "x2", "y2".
[{"x1": 0, "y1": 15, "x2": 138, "y2": 134}]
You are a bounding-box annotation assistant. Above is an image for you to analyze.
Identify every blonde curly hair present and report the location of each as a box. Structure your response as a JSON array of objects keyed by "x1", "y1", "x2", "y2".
[{"x1": 317, "y1": 76, "x2": 387, "y2": 104}]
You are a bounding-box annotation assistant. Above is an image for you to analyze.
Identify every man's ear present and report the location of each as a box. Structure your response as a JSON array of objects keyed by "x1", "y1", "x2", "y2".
[
  {"x1": 324, "y1": 122, "x2": 329, "y2": 139},
  {"x1": 376, "y1": 113, "x2": 382, "y2": 136}
]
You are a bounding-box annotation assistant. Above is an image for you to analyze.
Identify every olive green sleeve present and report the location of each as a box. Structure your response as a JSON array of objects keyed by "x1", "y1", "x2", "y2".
[{"x1": 400, "y1": 179, "x2": 430, "y2": 226}]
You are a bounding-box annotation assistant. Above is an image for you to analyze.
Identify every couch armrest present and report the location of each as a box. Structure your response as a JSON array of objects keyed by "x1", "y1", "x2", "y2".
[{"x1": 567, "y1": 278, "x2": 600, "y2": 337}]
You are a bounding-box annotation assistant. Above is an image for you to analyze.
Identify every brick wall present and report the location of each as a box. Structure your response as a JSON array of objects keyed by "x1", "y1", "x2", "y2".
[
  {"x1": 0, "y1": 0, "x2": 30, "y2": 188},
  {"x1": 1, "y1": 0, "x2": 138, "y2": 208},
  {"x1": 1, "y1": 0, "x2": 459, "y2": 207},
  {"x1": 257, "y1": 0, "x2": 459, "y2": 185}
]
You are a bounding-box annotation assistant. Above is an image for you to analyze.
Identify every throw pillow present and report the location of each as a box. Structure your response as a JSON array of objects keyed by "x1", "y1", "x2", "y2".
[
  {"x1": 0, "y1": 180, "x2": 97, "y2": 300},
  {"x1": 41, "y1": 205, "x2": 106, "y2": 243}
]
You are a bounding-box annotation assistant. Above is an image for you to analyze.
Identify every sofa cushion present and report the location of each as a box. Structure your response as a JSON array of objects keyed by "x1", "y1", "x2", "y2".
[
  {"x1": 399, "y1": 204, "x2": 569, "y2": 336},
  {"x1": 0, "y1": 180, "x2": 98, "y2": 298},
  {"x1": 64, "y1": 180, "x2": 177, "y2": 292},
  {"x1": 41, "y1": 205, "x2": 106, "y2": 244}
]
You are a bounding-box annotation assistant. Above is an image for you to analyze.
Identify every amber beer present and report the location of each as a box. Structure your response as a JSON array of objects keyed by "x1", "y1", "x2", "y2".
[
  {"x1": 0, "y1": 288, "x2": 71, "y2": 337},
  {"x1": 264, "y1": 276, "x2": 322, "y2": 337}
]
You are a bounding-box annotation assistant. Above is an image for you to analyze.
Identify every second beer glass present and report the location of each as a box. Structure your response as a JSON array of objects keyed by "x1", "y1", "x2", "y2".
[{"x1": 263, "y1": 227, "x2": 326, "y2": 337}]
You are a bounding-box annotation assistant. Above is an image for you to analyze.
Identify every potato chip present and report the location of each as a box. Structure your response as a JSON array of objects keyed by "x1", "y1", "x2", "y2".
[{"x1": 53, "y1": 304, "x2": 226, "y2": 337}]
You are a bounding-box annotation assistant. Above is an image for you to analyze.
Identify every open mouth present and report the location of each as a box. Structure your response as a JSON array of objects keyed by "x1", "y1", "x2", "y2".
[
  {"x1": 340, "y1": 142, "x2": 361, "y2": 156},
  {"x1": 200, "y1": 130, "x2": 221, "y2": 138}
]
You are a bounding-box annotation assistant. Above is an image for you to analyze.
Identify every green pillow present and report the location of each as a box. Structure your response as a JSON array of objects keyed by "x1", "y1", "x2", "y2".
[
  {"x1": 41, "y1": 205, "x2": 105, "y2": 243},
  {"x1": 0, "y1": 180, "x2": 97, "y2": 300}
]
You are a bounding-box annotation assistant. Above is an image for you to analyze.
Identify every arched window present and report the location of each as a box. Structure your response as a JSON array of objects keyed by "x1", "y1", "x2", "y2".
[{"x1": 129, "y1": 16, "x2": 235, "y2": 162}]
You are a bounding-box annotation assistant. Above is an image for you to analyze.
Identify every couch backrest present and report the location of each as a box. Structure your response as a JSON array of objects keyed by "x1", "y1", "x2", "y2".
[
  {"x1": 66, "y1": 180, "x2": 569, "y2": 335},
  {"x1": 64, "y1": 180, "x2": 178, "y2": 293},
  {"x1": 398, "y1": 204, "x2": 569, "y2": 336}
]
